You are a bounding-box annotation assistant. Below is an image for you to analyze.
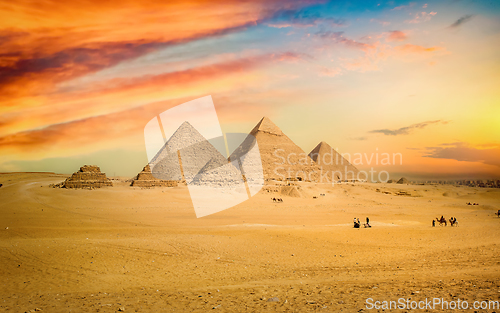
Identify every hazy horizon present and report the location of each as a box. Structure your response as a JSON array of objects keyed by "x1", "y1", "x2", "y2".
[{"x1": 1, "y1": 0, "x2": 499, "y2": 180}]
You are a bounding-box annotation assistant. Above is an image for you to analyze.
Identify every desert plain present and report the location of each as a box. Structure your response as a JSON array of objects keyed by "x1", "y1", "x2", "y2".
[{"x1": 1, "y1": 172, "x2": 500, "y2": 312}]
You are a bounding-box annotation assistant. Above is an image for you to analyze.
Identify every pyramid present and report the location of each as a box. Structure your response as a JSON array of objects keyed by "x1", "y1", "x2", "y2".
[
  {"x1": 60, "y1": 165, "x2": 112, "y2": 189},
  {"x1": 397, "y1": 177, "x2": 409, "y2": 184},
  {"x1": 230, "y1": 117, "x2": 320, "y2": 182},
  {"x1": 150, "y1": 121, "x2": 231, "y2": 184},
  {"x1": 130, "y1": 164, "x2": 179, "y2": 187},
  {"x1": 308, "y1": 141, "x2": 360, "y2": 182},
  {"x1": 190, "y1": 154, "x2": 244, "y2": 186}
]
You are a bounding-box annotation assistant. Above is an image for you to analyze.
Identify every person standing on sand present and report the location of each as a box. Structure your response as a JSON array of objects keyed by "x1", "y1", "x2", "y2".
[
  {"x1": 432, "y1": 220, "x2": 435, "y2": 227},
  {"x1": 366, "y1": 217, "x2": 369, "y2": 225}
]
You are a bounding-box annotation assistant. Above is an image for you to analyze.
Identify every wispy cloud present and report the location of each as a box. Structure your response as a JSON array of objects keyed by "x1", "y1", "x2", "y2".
[
  {"x1": 350, "y1": 136, "x2": 368, "y2": 141},
  {"x1": 449, "y1": 15, "x2": 474, "y2": 28},
  {"x1": 405, "y1": 11, "x2": 437, "y2": 24},
  {"x1": 319, "y1": 67, "x2": 342, "y2": 77},
  {"x1": 395, "y1": 43, "x2": 444, "y2": 54},
  {"x1": 424, "y1": 142, "x2": 500, "y2": 167},
  {"x1": 369, "y1": 120, "x2": 449, "y2": 136},
  {"x1": 391, "y1": 2, "x2": 416, "y2": 10},
  {"x1": 386, "y1": 30, "x2": 408, "y2": 42},
  {"x1": 370, "y1": 19, "x2": 391, "y2": 26},
  {"x1": 315, "y1": 31, "x2": 376, "y2": 52},
  {"x1": 268, "y1": 9, "x2": 345, "y2": 28}
]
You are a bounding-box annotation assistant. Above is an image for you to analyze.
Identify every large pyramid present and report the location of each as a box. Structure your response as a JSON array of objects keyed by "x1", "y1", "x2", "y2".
[
  {"x1": 130, "y1": 164, "x2": 179, "y2": 187},
  {"x1": 308, "y1": 141, "x2": 360, "y2": 181},
  {"x1": 230, "y1": 117, "x2": 320, "y2": 182},
  {"x1": 150, "y1": 121, "x2": 236, "y2": 184},
  {"x1": 59, "y1": 165, "x2": 113, "y2": 189}
]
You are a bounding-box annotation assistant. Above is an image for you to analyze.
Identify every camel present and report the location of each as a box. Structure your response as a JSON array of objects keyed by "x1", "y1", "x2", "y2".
[
  {"x1": 449, "y1": 218, "x2": 458, "y2": 227},
  {"x1": 435, "y1": 217, "x2": 447, "y2": 226}
]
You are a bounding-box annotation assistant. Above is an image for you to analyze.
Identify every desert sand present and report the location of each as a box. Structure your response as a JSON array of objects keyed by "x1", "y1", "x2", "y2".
[{"x1": 1, "y1": 172, "x2": 500, "y2": 312}]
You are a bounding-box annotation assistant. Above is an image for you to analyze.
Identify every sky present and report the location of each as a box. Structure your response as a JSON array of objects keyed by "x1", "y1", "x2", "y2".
[{"x1": 0, "y1": 0, "x2": 499, "y2": 180}]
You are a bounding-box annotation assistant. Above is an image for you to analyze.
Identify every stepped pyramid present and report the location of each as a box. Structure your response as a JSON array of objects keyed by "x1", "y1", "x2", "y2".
[
  {"x1": 230, "y1": 117, "x2": 320, "y2": 182},
  {"x1": 130, "y1": 164, "x2": 178, "y2": 187},
  {"x1": 308, "y1": 141, "x2": 360, "y2": 181},
  {"x1": 60, "y1": 165, "x2": 112, "y2": 189}
]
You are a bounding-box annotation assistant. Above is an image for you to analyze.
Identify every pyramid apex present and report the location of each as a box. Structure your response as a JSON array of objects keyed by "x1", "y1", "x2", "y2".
[
  {"x1": 250, "y1": 116, "x2": 283, "y2": 135},
  {"x1": 309, "y1": 141, "x2": 336, "y2": 162},
  {"x1": 178, "y1": 120, "x2": 194, "y2": 128}
]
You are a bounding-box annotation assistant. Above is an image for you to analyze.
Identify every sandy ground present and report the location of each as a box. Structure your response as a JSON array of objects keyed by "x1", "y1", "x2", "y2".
[{"x1": 1, "y1": 173, "x2": 500, "y2": 312}]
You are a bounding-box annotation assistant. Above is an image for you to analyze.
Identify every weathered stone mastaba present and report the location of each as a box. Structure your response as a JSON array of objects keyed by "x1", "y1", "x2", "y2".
[
  {"x1": 61, "y1": 165, "x2": 113, "y2": 189},
  {"x1": 130, "y1": 164, "x2": 179, "y2": 187},
  {"x1": 308, "y1": 141, "x2": 360, "y2": 181}
]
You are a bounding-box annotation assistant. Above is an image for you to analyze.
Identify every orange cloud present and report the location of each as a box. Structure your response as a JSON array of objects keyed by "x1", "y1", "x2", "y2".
[
  {"x1": 0, "y1": 51, "x2": 308, "y2": 157},
  {"x1": 386, "y1": 31, "x2": 407, "y2": 42},
  {"x1": 0, "y1": 0, "x2": 314, "y2": 102},
  {"x1": 395, "y1": 44, "x2": 443, "y2": 54}
]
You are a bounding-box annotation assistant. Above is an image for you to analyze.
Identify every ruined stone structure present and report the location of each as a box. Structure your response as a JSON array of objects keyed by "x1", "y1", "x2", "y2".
[
  {"x1": 60, "y1": 165, "x2": 112, "y2": 189},
  {"x1": 130, "y1": 164, "x2": 178, "y2": 187}
]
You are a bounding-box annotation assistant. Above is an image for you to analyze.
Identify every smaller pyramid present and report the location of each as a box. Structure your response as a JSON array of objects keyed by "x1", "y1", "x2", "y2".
[
  {"x1": 191, "y1": 155, "x2": 244, "y2": 186},
  {"x1": 60, "y1": 165, "x2": 112, "y2": 189},
  {"x1": 397, "y1": 177, "x2": 409, "y2": 184},
  {"x1": 308, "y1": 141, "x2": 360, "y2": 181},
  {"x1": 131, "y1": 164, "x2": 179, "y2": 187}
]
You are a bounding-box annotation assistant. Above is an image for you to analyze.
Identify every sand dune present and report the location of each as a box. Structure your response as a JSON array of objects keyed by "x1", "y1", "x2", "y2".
[{"x1": 1, "y1": 173, "x2": 500, "y2": 312}]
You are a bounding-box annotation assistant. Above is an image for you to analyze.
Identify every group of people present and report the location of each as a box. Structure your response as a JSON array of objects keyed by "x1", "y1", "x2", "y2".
[
  {"x1": 271, "y1": 197, "x2": 283, "y2": 203},
  {"x1": 433, "y1": 215, "x2": 458, "y2": 227},
  {"x1": 466, "y1": 202, "x2": 479, "y2": 205},
  {"x1": 354, "y1": 217, "x2": 371, "y2": 228}
]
